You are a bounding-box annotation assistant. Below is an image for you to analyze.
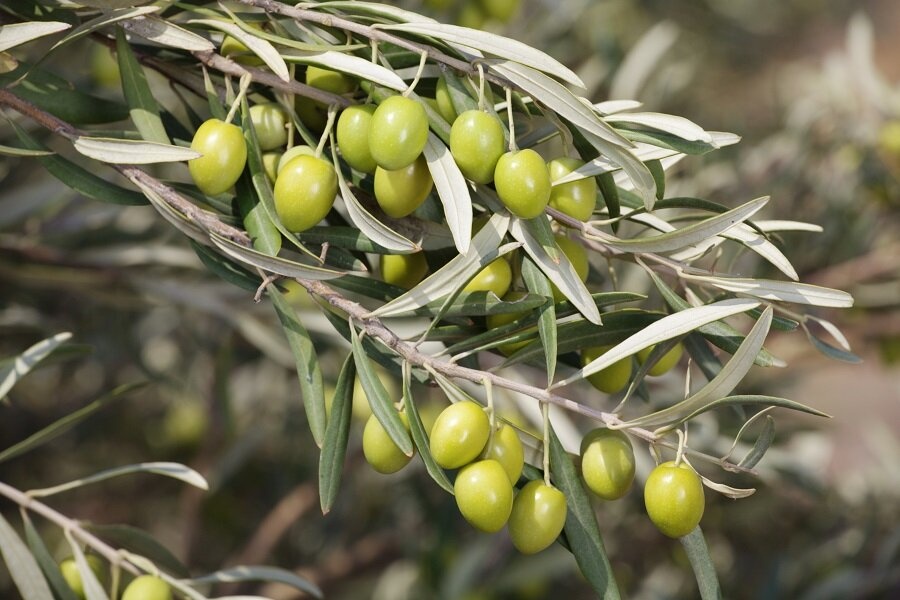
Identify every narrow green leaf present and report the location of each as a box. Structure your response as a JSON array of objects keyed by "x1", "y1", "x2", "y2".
[
  {"x1": 116, "y1": 26, "x2": 170, "y2": 145},
  {"x1": 597, "y1": 171, "x2": 620, "y2": 226},
  {"x1": 423, "y1": 132, "x2": 472, "y2": 254},
  {"x1": 269, "y1": 287, "x2": 326, "y2": 447},
  {"x1": 0, "y1": 382, "x2": 145, "y2": 465},
  {"x1": 319, "y1": 354, "x2": 354, "y2": 514},
  {"x1": 190, "y1": 240, "x2": 260, "y2": 292},
  {"x1": 11, "y1": 123, "x2": 147, "y2": 205},
  {"x1": 0, "y1": 21, "x2": 70, "y2": 52},
  {"x1": 548, "y1": 428, "x2": 621, "y2": 600},
  {"x1": 28, "y1": 462, "x2": 208, "y2": 498},
  {"x1": 350, "y1": 322, "x2": 412, "y2": 456},
  {"x1": 298, "y1": 226, "x2": 392, "y2": 253},
  {"x1": 739, "y1": 415, "x2": 776, "y2": 469},
  {"x1": 663, "y1": 394, "x2": 829, "y2": 425},
  {"x1": 646, "y1": 158, "x2": 665, "y2": 200},
  {"x1": 403, "y1": 370, "x2": 454, "y2": 494},
  {"x1": 65, "y1": 534, "x2": 108, "y2": 600},
  {"x1": 208, "y1": 232, "x2": 343, "y2": 280},
  {"x1": 22, "y1": 515, "x2": 78, "y2": 600},
  {"x1": 236, "y1": 172, "x2": 281, "y2": 256},
  {"x1": 0, "y1": 332, "x2": 72, "y2": 400},
  {"x1": 0, "y1": 513, "x2": 54, "y2": 600},
  {"x1": 521, "y1": 257, "x2": 557, "y2": 382},
  {"x1": 120, "y1": 15, "x2": 215, "y2": 52},
  {"x1": 806, "y1": 330, "x2": 863, "y2": 363},
  {"x1": 83, "y1": 524, "x2": 189, "y2": 578},
  {"x1": 681, "y1": 527, "x2": 723, "y2": 600},
  {"x1": 0, "y1": 143, "x2": 53, "y2": 157},
  {"x1": 417, "y1": 290, "x2": 546, "y2": 319},
  {"x1": 189, "y1": 566, "x2": 322, "y2": 599},
  {"x1": 202, "y1": 66, "x2": 226, "y2": 121},
  {"x1": 697, "y1": 275, "x2": 854, "y2": 309}
]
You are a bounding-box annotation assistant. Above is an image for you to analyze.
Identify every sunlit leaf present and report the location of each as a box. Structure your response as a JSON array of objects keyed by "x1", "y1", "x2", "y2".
[
  {"x1": 73, "y1": 136, "x2": 199, "y2": 164},
  {"x1": 423, "y1": 133, "x2": 472, "y2": 255},
  {"x1": 209, "y1": 232, "x2": 344, "y2": 280},
  {"x1": 0, "y1": 21, "x2": 70, "y2": 52},
  {"x1": 121, "y1": 15, "x2": 215, "y2": 51},
  {"x1": 0, "y1": 332, "x2": 72, "y2": 400},
  {"x1": 189, "y1": 19, "x2": 290, "y2": 81}
]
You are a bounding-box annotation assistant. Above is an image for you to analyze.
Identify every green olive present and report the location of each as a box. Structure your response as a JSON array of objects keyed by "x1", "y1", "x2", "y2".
[
  {"x1": 454, "y1": 459, "x2": 513, "y2": 533},
  {"x1": 261, "y1": 152, "x2": 281, "y2": 183},
  {"x1": 463, "y1": 257, "x2": 512, "y2": 298},
  {"x1": 581, "y1": 345, "x2": 631, "y2": 394},
  {"x1": 580, "y1": 428, "x2": 635, "y2": 500},
  {"x1": 363, "y1": 412, "x2": 413, "y2": 474},
  {"x1": 90, "y1": 44, "x2": 119, "y2": 88},
  {"x1": 644, "y1": 461, "x2": 705, "y2": 538},
  {"x1": 548, "y1": 157, "x2": 597, "y2": 222},
  {"x1": 485, "y1": 290, "x2": 532, "y2": 355},
  {"x1": 274, "y1": 155, "x2": 337, "y2": 232},
  {"x1": 450, "y1": 110, "x2": 506, "y2": 184},
  {"x1": 368, "y1": 95, "x2": 429, "y2": 170},
  {"x1": 508, "y1": 480, "x2": 567, "y2": 554},
  {"x1": 494, "y1": 149, "x2": 551, "y2": 219},
  {"x1": 277, "y1": 145, "x2": 317, "y2": 175},
  {"x1": 188, "y1": 118, "x2": 248, "y2": 196},
  {"x1": 481, "y1": 423, "x2": 524, "y2": 484},
  {"x1": 435, "y1": 76, "x2": 458, "y2": 124},
  {"x1": 637, "y1": 343, "x2": 684, "y2": 376},
  {"x1": 295, "y1": 97, "x2": 327, "y2": 132},
  {"x1": 457, "y1": 1, "x2": 486, "y2": 29},
  {"x1": 381, "y1": 252, "x2": 429, "y2": 290},
  {"x1": 60, "y1": 555, "x2": 106, "y2": 599},
  {"x1": 221, "y1": 27, "x2": 264, "y2": 66},
  {"x1": 305, "y1": 66, "x2": 357, "y2": 95},
  {"x1": 374, "y1": 155, "x2": 434, "y2": 218},
  {"x1": 249, "y1": 102, "x2": 288, "y2": 151},
  {"x1": 477, "y1": 0, "x2": 520, "y2": 22},
  {"x1": 430, "y1": 400, "x2": 490, "y2": 469},
  {"x1": 551, "y1": 234, "x2": 590, "y2": 303},
  {"x1": 121, "y1": 575, "x2": 173, "y2": 600},
  {"x1": 337, "y1": 104, "x2": 378, "y2": 173}
]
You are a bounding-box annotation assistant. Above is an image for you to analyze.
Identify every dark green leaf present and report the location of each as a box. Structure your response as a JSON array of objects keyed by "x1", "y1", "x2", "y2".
[
  {"x1": 678, "y1": 394, "x2": 829, "y2": 423},
  {"x1": 403, "y1": 370, "x2": 453, "y2": 494},
  {"x1": 0, "y1": 512, "x2": 54, "y2": 600},
  {"x1": 269, "y1": 287, "x2": 326, "y2": 447},
  {"x1": 190, "y1": 240, "x2": 260, "y2": 292},
  {"x1": 298, "y1": 226, "x2": 392, "y2": 253},
  {"x1": 319, "y1": 354, "x2": 355, "y2": 514},
  {"x1": 189, "y1": 566, "x2": 321, "y2": 599},
  {"x1": 548, "y1": 428, "x2": 621, "y2": 599},
  {"x1": 646, "y1": 158, "x2": 665, "y2": 200},
  {"x1": 618, "y1": 127, "x2": 721, "y2": 155},
  {"x1": 739, "y1": 415, "x2": 776, "y2": 469},
  {"x1": 681, "y1": 527, "x2": 723, "y2": 600},
  {"x1": 683, "y1": 333, "x2": 723, "y2": 382},
  {"x1": 806, "y1": 331, "x2": 862, "y2": 363},
  {"x1": 115, "y1": 26, "x2": 169, "y2": 144},
  {"x1": 521, "y1": 257, "x2": 557, "y2": 382},
  {"x1": 11, "y1": 122, "x2": 147, "y2": 205},
  {"x1": 84, "y1": 524, "x2": 189, "y2": 578},
  {"x1": 350, "y1": 321, "x2": 413, "y2": 456},
  {"x1": 597, "y1": 171, "x2": 620, "y2": 228},
  {"x1": 0, "y1": 382, "x2": 145, "y2": 465},
  {"x1": 236, "y1": 172, "x2": 282, "y2": 256},
  {"x1": 22, "y1": 515, "x2": 78, "y2": 600}
]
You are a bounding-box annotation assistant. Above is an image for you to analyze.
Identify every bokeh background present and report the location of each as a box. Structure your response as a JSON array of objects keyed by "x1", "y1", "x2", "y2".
[{"x1": 1, "y1": 0, "x2": 898, "y2": 598}]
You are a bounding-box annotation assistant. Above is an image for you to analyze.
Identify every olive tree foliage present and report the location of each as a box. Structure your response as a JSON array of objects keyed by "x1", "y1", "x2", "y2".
[{"x1": 0, "y1": 0, "x2": 857, "y2": 598}]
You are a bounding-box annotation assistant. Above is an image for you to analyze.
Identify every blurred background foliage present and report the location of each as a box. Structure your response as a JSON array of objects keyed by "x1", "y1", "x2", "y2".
[{"x1": 1, "y1": 0, "x2": 898, "y2": 598}]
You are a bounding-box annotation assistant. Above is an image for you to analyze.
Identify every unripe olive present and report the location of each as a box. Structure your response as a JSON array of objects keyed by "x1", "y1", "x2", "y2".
[
  {"x1": 644, "y1": 461, "x2": 705, "y2": 538},
  {"x1": 430, "y1": 400, "x2": 490, "y2": 469},
  {"x1": 450, "y1": 110, "x2": 505, "y2": 184},
  {"x1": 374, "y1": 155, "x2": 434, "y2": 218},
  {"x1": 305, "y1": 66, "x2": 357, "y2": 95},
  {"x1": 454, "y1": 459, "x2": 513, "y2": 533},
  {"x1": 368, "y1": 95, "x2": 429, "y2": 170},
  {"x1": 60, "y1": 555, "x2": 106, "y2": 599},
  {"x1": 481, "y1": 423, "x2": 524, "y2": 484},
  {"x1": 337, "y1": 104, "x2": 377, "y2": 173},
  {"x1": 221, "y1": 27, "x2": 264, "y2": 66},
  {"x1": 188, "y1": 118, "x2": 247, "y2": 196},
  {"x1": 249, "y1": 102, "x2": 288, "y2": 151},
  {"x1": 277, "y1": 145, "x2": 316, "y2": 175},
  {"x1": 274, "y1": 155, "x2": 337, "y2": 232},
  {"x1": 463, "y1": 257, "x2": 512, "y2": 298},
  {"x1": 121, "y1": 575, "x2": 173, "y2": 600},
  {"x1": 261, "y1": 152, "x2": 281, "y2": 182},
  {"x1": 494, "y1": 149, "x2": 551, "y2": 219},
  {"x1": 508, "y1": 480, "x2": 567, "y2": 554},
  {"x1": 581, "y1": 345, "x2": 631, "y2": 394},
  {"x1": 485, "y1": 290, "x2": 531, "y2": 355},
  {"x1": 363, "y1": 412, "x2": 413, "y2": 474},
  {"x1": 434, "y1": 76, "x2": 458, "y2": 124},
  {"x1": 580, "y1": 428, "x2": 635, "y2": 500},
  {"x1": 548, "y1": 157, "x2": 597, "y2": 222},
  {"x1": 637, "y1": 343, "x2": 684, "y2": 376},
  {"x1": 381, "y1": 252, "x2": 429, "y2": 290}
]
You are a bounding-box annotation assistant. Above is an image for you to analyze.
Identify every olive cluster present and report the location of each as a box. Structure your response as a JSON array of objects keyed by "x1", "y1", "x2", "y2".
[{"x1": 59, "y1": 555, "x2": 172, "y2": 600}]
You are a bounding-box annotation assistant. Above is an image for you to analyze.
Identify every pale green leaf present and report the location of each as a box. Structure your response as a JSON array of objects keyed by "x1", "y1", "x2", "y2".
[
  {"x1": 65, "y1": 533, "x2": 108, "y2": 600},
  {"x1": 47, "y1": 7, "x2": 159, "y2": 54},
  {"x1": 0, "y1": 332, "x2": 72, "y2": 400},
  {"x1": 423, "y1": 132, "x2": 472, "y2": 255},
  {"x1": 116, "y1": 27, "x2": 170, "y2": 145},
  {"x1": 27, "y1": 462, "x2": 208, "y2": 498},
  {"x1": 508, "y1": 218, "x2": 601, "y2": 325},
  {"x1": 0, "y1": 21, "x2": 71, "y2": 52},
  {"x1": 695, "y1": 275, "x2": 855, "y2": 308},
  {"x1": 554, "y1": 298, "x2": 761, "y2": 389},
  {"x1": 189, "y1": 19, "x2": 289, "y2": 81},
  {"x1": 681, "y1": 528, "x2": 722, "y2": 600},
  {"x1": 121, "y1": 15, "x2": 215, "y2": 51},
  {"x1": 73, "y1": 137, "x2": 199, "y2": 164},
  {"x1": 380, "y1": 22, "x2": 584, "y2": 88},
  {"x1": 208, "y1": 232, "x2": 344, "y2": 280},
  {"x1": 605, "y1": 112, "x2": 713, "y2": 143},
  {"x1": 0, "y1": 513, "x2": 54, "y2": 600},
  {"x1": 285, "y1": 50, "x2": 405, "y2": 90}
]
